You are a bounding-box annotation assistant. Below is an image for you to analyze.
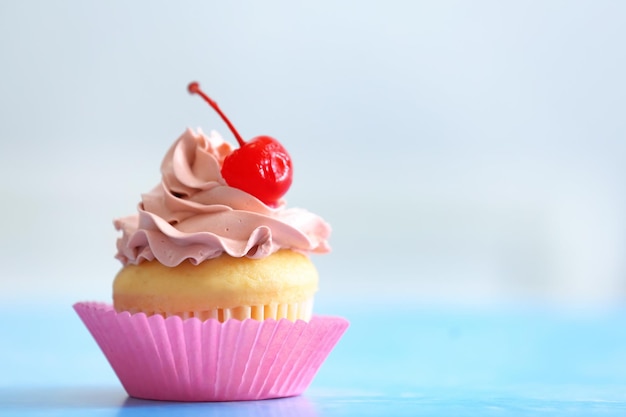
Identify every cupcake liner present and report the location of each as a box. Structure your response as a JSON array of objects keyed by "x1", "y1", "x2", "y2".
[{"x1": 73, "y1": 302, "x2": 348, "y2": 402}]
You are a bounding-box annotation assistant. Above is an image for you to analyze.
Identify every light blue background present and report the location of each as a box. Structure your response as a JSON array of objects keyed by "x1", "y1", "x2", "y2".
[{"x1": 1, "y1": 1, "x2": 625, "y2": 308}]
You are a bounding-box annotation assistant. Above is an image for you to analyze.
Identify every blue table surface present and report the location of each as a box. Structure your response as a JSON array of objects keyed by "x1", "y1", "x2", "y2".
[{"x1": 1, "y1": 301, "x2": 626, "y2": 416}]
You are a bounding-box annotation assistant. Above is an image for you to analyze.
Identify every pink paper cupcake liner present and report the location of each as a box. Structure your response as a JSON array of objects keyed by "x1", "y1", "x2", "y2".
[{"x1": 73, "y1": 302, "x2": 349, "y2": 402}]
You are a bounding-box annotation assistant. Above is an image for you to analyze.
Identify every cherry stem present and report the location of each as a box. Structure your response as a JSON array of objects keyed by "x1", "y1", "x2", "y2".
[{"x1": 188, "y1": 82, "x2": 246, "y2": 147}]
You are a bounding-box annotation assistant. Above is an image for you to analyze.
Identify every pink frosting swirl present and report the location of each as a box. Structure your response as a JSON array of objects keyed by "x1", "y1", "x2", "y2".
[{"x1": 115, "y1": 128, "x2": 331, "y2": 267}]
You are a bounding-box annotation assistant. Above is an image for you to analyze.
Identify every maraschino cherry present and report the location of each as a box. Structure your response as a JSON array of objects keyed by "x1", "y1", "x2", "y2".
[{"x1": 188, "y1": 82, "x2": 293, "y2": 206}]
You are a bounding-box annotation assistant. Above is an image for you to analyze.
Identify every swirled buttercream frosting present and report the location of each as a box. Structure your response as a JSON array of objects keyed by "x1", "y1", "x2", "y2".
[{"x1": 115, "y1": 128, "x2": 331, "y2": 267}]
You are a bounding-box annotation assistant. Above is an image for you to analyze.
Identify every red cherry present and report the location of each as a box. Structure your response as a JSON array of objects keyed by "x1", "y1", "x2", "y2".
[
  {"x1": 222, "y1": 135, "x2": 293, "y2": 205},
  {"x1": 188, "y1": 82, "x2": 293, "y2": 206}
]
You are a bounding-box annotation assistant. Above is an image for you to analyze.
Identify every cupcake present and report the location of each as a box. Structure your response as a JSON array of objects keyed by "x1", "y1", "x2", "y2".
[{"x1": 74, "y1": 82, "x2": 348, "y2": 401}]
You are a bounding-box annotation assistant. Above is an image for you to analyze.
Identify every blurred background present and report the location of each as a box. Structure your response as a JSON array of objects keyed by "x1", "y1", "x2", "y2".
[{"x1": 1, "y1": 1, "x2": 624, "y2": 309}]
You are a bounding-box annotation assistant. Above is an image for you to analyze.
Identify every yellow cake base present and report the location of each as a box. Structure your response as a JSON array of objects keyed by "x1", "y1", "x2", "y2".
[{"x1": 113, "y1": 249, "x2": 318, "y2": 322}]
